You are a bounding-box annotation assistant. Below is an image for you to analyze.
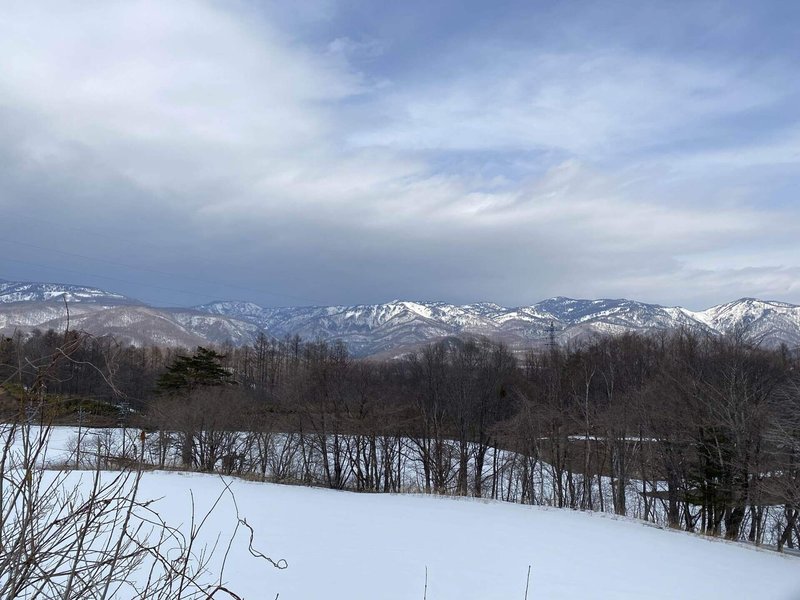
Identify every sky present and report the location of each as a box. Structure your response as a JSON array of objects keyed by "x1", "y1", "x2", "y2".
[{"x1": 0, "y1": 0, "x2": 798, "y2": 309}]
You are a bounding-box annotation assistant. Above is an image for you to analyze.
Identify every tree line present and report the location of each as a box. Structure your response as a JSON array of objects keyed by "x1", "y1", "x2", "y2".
[{"x1": 2, "y1": 326, "x2": 800, "y2": 550}]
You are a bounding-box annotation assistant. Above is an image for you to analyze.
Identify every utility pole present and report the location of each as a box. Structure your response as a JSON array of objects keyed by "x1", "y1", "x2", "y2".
[
  {"x1": 118, "y1": 400, "x2": 130, "y2": 458},
  {"x1": 76, "y1": 405, "x2": 85, "y2": 468}
]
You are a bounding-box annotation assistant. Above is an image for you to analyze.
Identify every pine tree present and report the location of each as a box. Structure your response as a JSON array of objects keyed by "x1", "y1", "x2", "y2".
[{"x1": 157, "y1": 347, "x2": 230, "y2": 392}]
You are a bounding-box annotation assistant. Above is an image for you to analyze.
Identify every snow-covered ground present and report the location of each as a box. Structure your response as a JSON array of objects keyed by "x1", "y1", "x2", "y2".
[
  {"x1": 8, "y1": 425, "x2": 800, "y2": 599},
  {"x1": 119, "y1": 473, "x2": 800, "y2": 600}
]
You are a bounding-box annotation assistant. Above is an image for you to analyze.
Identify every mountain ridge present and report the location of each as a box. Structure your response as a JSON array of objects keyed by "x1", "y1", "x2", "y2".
[
  {"x1": 194, "y1": 295, "x2": 800, "y2": 355},
  {"x1": 0, "y1": 279, "x2": 142, "y2": 305},
  {"x1": 1, "y1": 279, "x2": 799, "y2": 354}
]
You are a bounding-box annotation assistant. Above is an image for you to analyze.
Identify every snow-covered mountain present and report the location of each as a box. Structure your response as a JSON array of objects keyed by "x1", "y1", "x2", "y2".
[
  {"x1": 196, "y1": 300, "x2": 500, "y2": 356},
  {"x1": 0, "y1": 280, "x2": 139, "y2": 305},
  {"x1": 682, "y1": 298, "x2": 800, "y2": 348},
  {"x1": 0, "y1": 280, "x2": 259, "y2": 348},
  {"x1": 197, "y1": 296, "x2": 800, "y2": 356},
  {"x1": 2, "y1": 279, "x2": 799, "y2": 354},
  {"x1": 0, "y1": 302, "x2": 261, "y2": 348}
]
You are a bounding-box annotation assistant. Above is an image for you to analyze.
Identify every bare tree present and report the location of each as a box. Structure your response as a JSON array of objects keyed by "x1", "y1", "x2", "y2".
[{"x1": 1, "y1": 321, "x2": 284, "y2": 598}]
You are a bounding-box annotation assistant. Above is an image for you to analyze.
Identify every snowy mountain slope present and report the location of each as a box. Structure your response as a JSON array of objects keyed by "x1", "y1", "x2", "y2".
[
  {"x1": 684, "y1": 298, "x2": 800, "y2": 347},
  {"x1": 0, "y1": 279, "x2": 260, "y2": 347},
  {"x1": 194, "y1": 300, "x2": 268, "y2": 323},
  {"x1": 1, "y1": 306, "x2": 204, "y2": 348},
  {"x1": 164, "y1": 309, "x2": 261, "y2": 346},
  {"x1": 197, "y1": 300, "x2": 509, "y2": 355},
  {"x1": 261, "y1": 302, "x2": 465, "y2": 356},
  {"x1": 0, "y1": 302, "x2": 101, "y2": 330},
  {"x1": 3, "y1": 279, "x2": 800, "y2": 353},
  {"x1": 537, "y1": 297, "x2": 703, "y2": 330},
  {"x1": 0, "y1": 303, "x2": 259, "y2": 348},
  {"x1": 199, "y1": 296, "x2": 800, "y2": 355},
  {"x1": 0, "y1": 280, "x2": 140, "y2": 305},
  {"x1": 197, "y1": 299, "x2": 501, "y2": 333}
]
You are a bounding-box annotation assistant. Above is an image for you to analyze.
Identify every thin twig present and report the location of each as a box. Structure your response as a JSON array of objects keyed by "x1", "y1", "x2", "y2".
[{"x1": 524, "y1": 564, "x2": 531, "y2": 600}]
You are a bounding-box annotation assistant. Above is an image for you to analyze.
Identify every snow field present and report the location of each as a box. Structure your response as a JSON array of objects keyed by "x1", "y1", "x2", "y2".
[
  {"x1": 136, "y1": 473, "x2": 800, "y2": 600},
  {"x1": 5, "y1": 425, "x2": 800, "y2": 599}
]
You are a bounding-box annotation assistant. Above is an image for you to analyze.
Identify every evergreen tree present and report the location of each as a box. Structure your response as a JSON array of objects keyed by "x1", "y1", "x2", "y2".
[{"x1": 157, "y1": 347, "x2": 230, "y2": 392}]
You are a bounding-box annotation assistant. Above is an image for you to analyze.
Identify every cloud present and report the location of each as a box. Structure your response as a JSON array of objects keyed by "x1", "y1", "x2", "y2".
[
  {"x1": 0, "y1": 0, "x2": 797, "y2": 309},
  {"x1": 0, "y1": 1, "x2": 363, "y2": 192},
  {"x1": 347, "y1": 49, "x2": 783, "y2": 159}
]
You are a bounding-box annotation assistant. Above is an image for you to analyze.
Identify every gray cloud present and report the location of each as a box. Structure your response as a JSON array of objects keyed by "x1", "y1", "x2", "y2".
[{"x1": 0, "y1": 0, "x2": 797, "y2": 310}]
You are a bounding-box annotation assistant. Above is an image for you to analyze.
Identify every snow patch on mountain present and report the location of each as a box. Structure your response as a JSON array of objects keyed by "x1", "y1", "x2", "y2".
[
  {"x1": 197, "y1": 295, "x2": 800, "y2": 355},
  {"x1": 0, "y1": 280, "x2": 137, "y2": 305},
  {"x1": 3, "y1": 279, "x2": 800, "y2": 353}
]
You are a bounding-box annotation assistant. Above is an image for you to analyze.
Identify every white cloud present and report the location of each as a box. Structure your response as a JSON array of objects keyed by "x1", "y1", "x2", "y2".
[
  {"x1": 0, "y1": 0, "x2": 361, "y2": 197},
  {"x1": 0, "y1": 0, "x2": 796, "y2": 308},
  {"x1": 348, "y1": 49, "x2": 782, "y2": 158}
]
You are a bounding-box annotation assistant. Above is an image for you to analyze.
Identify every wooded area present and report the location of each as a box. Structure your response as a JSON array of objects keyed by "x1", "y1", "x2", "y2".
[{"x1": 3, "y1": 326, "x2": 800, "y2": 550}]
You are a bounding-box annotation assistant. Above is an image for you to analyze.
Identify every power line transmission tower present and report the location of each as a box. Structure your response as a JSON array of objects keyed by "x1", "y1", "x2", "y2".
[{"x1": 546, "y1": 320, "x2": 558, "y2": 351}]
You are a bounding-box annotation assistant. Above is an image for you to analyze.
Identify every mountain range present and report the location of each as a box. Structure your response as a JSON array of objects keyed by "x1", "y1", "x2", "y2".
[
  {"x1": 0, "y1": 280, "x2": 260, "y2": 349},
  {"x1": 1, "y1": 279, "x2": 799, "y2": 356}
]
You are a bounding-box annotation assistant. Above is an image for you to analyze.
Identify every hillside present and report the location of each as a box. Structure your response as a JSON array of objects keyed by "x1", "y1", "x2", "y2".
[
  {"x1": 198, "y1": 296, "x2": 800, "y2": 355},
  {"x1": 0, "y1": 279, "x2": 140, "y2": 305},
  {"x1": 0, "y1": 281, "x2": 260, "y2": 347},
  {"x1": 113, "y1": 473, "x2": 800, "y2": 599}
]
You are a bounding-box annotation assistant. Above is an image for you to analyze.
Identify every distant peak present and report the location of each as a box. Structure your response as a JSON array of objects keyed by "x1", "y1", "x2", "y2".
[{"x1": 0, "y1": 279, "x2": 138, "y2": 305}]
